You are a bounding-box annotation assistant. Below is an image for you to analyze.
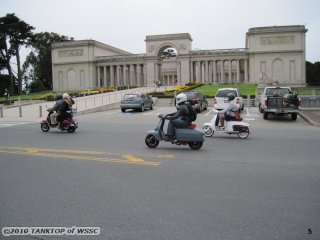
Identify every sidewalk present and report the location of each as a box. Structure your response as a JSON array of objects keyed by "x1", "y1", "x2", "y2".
[
  {"x1": 299, "y1": 110, "x2": 320, "y2": 127},
  {"x1": 0, "y1": 86, "x2": 167, "y2": 122}
]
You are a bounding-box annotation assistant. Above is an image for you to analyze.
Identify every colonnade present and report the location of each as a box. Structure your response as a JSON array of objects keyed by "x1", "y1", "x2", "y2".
[
  {"x1": 190, "y1": 58, "x2": 249, "y2": 84},
  {"x1": 95, "y1": 58, "x2": 249, "y2": 88},
  {"x1": 96, "y1": 64, "x2": 146, "y2": 88},
  {"x1": 161, "y1": 74, "x2": 177, "y2": 86}
]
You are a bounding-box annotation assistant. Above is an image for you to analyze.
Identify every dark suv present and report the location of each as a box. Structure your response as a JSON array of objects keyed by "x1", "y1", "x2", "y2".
[{"x1": 177, "y1": 91, "x2": 208, "y2": 113}]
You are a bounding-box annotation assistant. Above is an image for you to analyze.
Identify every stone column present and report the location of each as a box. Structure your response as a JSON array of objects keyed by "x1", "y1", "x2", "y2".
[
  {"x1": 205, "y1": 61, "x2": 209, "y2": 83},
  {"x1": 117, "y1": 66, "x2": 121, "y2": 87},
  {"x1": 244, "y1": 59, "x2": 248, "y2": 82},
  {"x1": 154, "y1": 63, "x2": 158, "y2": 84},
  {"x1": 130, "y1": 65, "x2": 134, "y2": 86},
  {"x1": 137, "y1": 65, "x2": 141, "y2": 86},
  {"x1": 228, "y1": 60, "x2": 232, "y2": 83},
  {"x1": 236, "y1": 60, "x2": 240, "y2": 83},
  {"x1": 103, "y1": 66, "x2": 107, "y2": 87},
  {"x1": 201, "y1": 62, "x2": 205, "y2": 83},
  {"x1": 221, "y1": 60, "x2": 225, "y2": 83},
  {"x1": 190, "y1": 61, "x2": 194, "y2": 82},
  {"x1": 213, "y1": 60, "x2": 217, "y2": 83},
  {"x1": 97, "y1": 66, "x2": 101, "y2": 87},
  {"x1": 123, "y1": 66, "x2": 128, "y2": 85},
  {"x1": 195, "y1": 61, "x2": 200, "y2": 82},
  {"x1": 208, "y1": 61, "x2": 212, "y2": 83},
  {"x1": 143, "y1": 64, "x2": 147, "y2": 86},
  {"x1": 110, "y1": 66, "x2": 114, "y2": 87},
  {"x1": 158, "y1": 63, "x2": 162, "y2": 84}
]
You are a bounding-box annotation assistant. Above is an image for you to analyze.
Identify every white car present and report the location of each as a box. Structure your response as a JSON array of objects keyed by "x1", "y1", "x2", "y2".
[{"x1": 214, "y1": 88, "x2": 244, "y2": 112}]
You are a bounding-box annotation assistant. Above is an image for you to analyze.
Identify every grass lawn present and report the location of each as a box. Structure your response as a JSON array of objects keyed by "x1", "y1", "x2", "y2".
[
  {"x1": 0, "y1": 91, "x2": 52, "y2": 102},
  {"x1": 194, "y1": 84, "x2": 257, "y2": 97}
]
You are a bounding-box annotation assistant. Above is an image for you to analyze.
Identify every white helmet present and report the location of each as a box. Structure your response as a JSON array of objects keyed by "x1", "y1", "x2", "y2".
[
  {"x1": 63, "y1": 93, "x2": 69, "y2": 99},
  {"x1": 175, "y1": 93, "x2": 187, "y2": 105}
]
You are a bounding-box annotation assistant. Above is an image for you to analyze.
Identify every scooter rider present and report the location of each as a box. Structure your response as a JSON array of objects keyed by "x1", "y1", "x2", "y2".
[
  {"x1": 56, "y1": 93, "x2": 74, "y2": 126},
  {"x1": 50, "y1": 95, "x2": 63, "y2": 125},
  {"x1": 219, "y1": 93, "x2": 238, "y2": 128},
  {"x1": 165, "y1": 93, "x2": 191, "y2": 141}
]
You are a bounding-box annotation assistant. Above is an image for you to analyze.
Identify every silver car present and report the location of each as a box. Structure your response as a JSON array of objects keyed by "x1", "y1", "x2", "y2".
[{"x1": 120, "y1": 93, "x2": 154, "y2": 112}]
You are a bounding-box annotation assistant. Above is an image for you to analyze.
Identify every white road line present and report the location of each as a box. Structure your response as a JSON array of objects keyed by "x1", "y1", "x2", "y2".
[{"x1": 0, "y1": 121, "x2": 36, "y2": 128}]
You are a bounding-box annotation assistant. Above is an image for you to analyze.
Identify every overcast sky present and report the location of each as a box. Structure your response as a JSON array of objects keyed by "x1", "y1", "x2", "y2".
[{"x1": 1, "y1": 0, "x2": 319, "y2": 62}]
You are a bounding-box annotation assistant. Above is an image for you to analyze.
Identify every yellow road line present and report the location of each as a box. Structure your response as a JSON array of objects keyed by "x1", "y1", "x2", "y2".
[
  {"x1": 0, "y1": 148, "x2": 160, "y2": 166},
  {"x1": 0, "y1": 146, "x2": 174, "y2": 159}
]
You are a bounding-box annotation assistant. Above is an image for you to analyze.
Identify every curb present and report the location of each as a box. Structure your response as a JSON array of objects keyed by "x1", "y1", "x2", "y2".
[
  {"x1": 298, "y1": 112, "x2": 320, "y2": 127},
  {"x1": 77, "y1": 103, "x2": 120, "y2": 115}
]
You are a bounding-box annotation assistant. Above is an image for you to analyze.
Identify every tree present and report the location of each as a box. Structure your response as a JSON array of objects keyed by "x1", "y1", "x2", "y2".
[
  {"x1": 24, "y1": 32, "x2": 73, "y2": 92},
  {"x1": 306, "y1": 61, "x2": 320, "y2": 86},
  {"x1": 0, "y1": 13, "x2": 35, "y2": 94}
]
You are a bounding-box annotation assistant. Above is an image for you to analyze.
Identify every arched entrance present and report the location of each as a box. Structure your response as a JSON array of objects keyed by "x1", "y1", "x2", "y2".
[
  {"x1": 157, "y1": 46, "x2": 178, "y2": 86},
  {"x1": 145, "y1": 33, "x2": 193, "y2": 86}
]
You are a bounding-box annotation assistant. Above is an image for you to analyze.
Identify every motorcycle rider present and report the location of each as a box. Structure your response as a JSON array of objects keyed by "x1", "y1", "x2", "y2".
[
  {"x1": 219, "y1": 93, "x2": 239, "y2": 128},
  {"x1": 164, "y1": 93, "x2": 191, "y2": 141},
  {"x1": 56, "y1": 93, "x2": 74, "y2": 127},
  {"x1": 50, "y1": 95, "x2": 63, "y2": 125}
]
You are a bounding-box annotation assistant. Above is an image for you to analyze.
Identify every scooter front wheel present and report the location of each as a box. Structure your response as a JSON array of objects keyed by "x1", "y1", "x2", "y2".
[
  {"x1": 203, "y1": 125, "x2": 214, "y2": 137},
  {"x1": 237, "y1": 127, "x2": 250, "y2": 139},
  {"x1": 145, "y1": 134, "x2": 159, "y2": 148},
  {"x1": 67, "y1": 127, "x2": 76, "y2": 133},
  {"x1": 41, "y1": 123, "x2": 50, "y2": 132},
  {"x1": 188, "y1": 141, "x2": 203, "y2": 150}
]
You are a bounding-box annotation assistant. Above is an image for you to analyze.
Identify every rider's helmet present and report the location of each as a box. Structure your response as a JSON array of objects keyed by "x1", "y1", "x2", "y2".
[
  {"x1": 227, "y1": 93, "x2": 236, "y2": 101},
  {"x1": 63, "y1": 93, "x2": 69, "y2": 99},
  {"x1": 175, "y1": 93, "x2": 188, "y2": 106}
]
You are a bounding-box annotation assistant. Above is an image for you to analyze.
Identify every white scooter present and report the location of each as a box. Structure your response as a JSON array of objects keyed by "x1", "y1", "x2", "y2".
[{"x1": 203, "y1": 109, "x2": 252, "y2": 139}]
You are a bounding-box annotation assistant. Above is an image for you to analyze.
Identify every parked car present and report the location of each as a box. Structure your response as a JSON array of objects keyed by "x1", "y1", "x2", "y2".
[
  {"x1": 214, "y1": 88, "x2": 244, "y2": 112},
  {"x1": 176, "y1": 91, "x2": 208, "y2": 113},
  {"x1": 120, "y1": 93, "x2": 154, "y2": 112}
]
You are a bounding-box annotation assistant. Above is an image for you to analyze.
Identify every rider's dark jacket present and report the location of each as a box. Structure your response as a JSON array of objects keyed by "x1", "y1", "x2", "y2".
[
  {"x1": 167, "y1": 104, "x2": 191, "y2": 123},
  {"x1": 57, "y1": 98, "x2": 74, "y2": 122}
]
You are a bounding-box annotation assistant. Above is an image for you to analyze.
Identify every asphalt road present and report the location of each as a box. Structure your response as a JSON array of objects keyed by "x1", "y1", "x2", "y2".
[{"x1": 0, "y1": 107, "x2": 319, "y2": 240}]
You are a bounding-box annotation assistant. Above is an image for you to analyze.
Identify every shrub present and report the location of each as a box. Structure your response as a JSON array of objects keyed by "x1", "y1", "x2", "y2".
[
  {"x1": 185, "y1": 82, "x2": 197, "y2": 86},
  {"x1": 94, "y1": 87, "x2": 116, "y2": 93},
  {"x1": 185, "y1": 82, "x2": 205, "y2": 91},
  {"x1": 79, "y1": 90, "x2": 99, "y2": 95},
  {"x1": 148, "y1": 91, "x2": 174, "y2": 98},
  {"x1": 39, "y1": 92, "x2": 56, "y2": 101}
]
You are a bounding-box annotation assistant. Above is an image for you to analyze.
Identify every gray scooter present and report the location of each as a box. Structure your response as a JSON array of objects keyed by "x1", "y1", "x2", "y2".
[{"x1": 145, "y1": 113, "x2": 204, "y2": 150}]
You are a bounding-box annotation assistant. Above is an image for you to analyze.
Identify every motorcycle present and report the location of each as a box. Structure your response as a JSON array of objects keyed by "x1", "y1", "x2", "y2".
[
  {"x1": 203, "y1": 109, "x2": 252, "y2": 139},
  {"x1": 145, "y1": 113, "x2": 204, "y2": 150},
  {"x1": 40, "y1": 108, "x2": 78, "y2": 133}
]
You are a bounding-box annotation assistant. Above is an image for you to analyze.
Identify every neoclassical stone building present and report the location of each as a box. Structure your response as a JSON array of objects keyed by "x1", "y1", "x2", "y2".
[{"x1": 52, "y1": 25, "x2": 307, "y2": 91}]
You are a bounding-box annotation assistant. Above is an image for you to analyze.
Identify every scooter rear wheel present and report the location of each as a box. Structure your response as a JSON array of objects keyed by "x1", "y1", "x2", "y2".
[
  {"x1": 41, "y1": 123, "x2": 50, "y2": 132},
  {"x1": 145, "y1": 134, "x2": 159, "y2": 148},
  {"x1": 237, "y1": 127, "x2": 250, "y2": 139},
  {"x1": 188, "y1": 141, "x2": 203, "y2": 150},
  {"x1": 203, "y1": 125, "x2": 214, "y2": 137}
]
